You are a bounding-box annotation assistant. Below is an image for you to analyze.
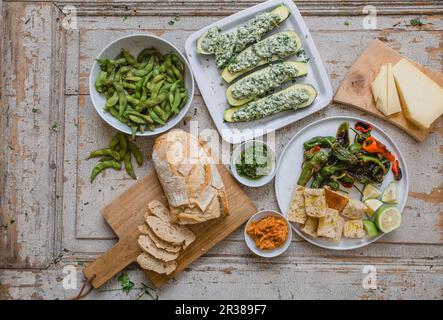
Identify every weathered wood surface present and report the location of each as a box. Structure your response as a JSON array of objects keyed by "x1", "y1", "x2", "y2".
[{"x1": 1, "y1": 1, "x2": 442, "y2": 300}]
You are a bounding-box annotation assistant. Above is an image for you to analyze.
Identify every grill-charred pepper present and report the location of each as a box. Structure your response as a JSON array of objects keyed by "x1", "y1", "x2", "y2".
[
  {"x1": 297, "y1": 151, "x2": 328, "y2": 186},
  {"x1": 304, "y1": 145, "x2": 321, "y2": 161},
  {"x1": 355, "y1": 121, "x2": 372, "y2": 133},
  {"x1": 303, "y1": 136, "x2": 336, "y2": 150},
  {"x1": 336, "y1": 121, "x2": 350, "y2": 146},
  {"x1": 392, "y1": 160, "x2": 402, "y2": 180},
  {"x1": 362, "y1": 137, "x2": 395, "y2": 162}
]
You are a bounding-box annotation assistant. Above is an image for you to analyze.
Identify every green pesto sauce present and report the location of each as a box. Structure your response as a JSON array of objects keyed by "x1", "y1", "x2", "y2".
[
  {"x1": 231, "y1": 88, "x2": 310, "y2": 122},
  {"x1": 231, "y1": 63, "x2": 299, "y2": 100},
  {"x1": 236, "y1": 145, "x2": 272, "y2": 180},
  {"x1": 228, "y1": 33, "x2": 298, "y2": 73}
]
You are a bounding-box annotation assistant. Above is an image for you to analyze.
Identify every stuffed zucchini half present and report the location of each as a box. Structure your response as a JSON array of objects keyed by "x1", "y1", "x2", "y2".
[
  {"x1": 222, "y1": 31, "x2": 302, "y2": 83},
  {"x1": 224, "y1": 83, "x2": 317, "y2": 123},
  {"x1": 226, "y1": 61, "x2": 308, "y2": 106},
  {"x1": 196, "y1": 5, "x2": 290, "y2": 55}
]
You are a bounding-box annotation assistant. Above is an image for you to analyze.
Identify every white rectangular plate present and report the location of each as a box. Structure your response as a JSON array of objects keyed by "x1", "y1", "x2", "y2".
[{"x1": 185, "y1": 0, "x2": 333, "y2": 144}]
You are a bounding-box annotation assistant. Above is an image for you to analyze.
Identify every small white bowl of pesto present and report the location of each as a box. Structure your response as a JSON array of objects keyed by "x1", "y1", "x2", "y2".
[{"x1": 231, "y1": 140, "x2": 277, "y2": 188}]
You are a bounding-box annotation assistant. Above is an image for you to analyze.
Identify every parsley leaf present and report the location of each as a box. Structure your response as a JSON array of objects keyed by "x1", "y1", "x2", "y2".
[
  {"x1": 118, "y1": 273, "x2": 135, "y2": 294},
  {"x1": 410, "y1": 18, "x2": 424, "y2": 26}
]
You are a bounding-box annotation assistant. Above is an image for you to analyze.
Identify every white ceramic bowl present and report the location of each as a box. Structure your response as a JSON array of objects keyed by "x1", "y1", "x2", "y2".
[
  {"x1": 244, "y1": 210, "x2": 292, "y2": 258},
  {"x1": 230, "y1": 140, "x2": 277, "y2": 188},
  {"x1": 89, "y1": 34, "x2": 195, "y2": 136}
]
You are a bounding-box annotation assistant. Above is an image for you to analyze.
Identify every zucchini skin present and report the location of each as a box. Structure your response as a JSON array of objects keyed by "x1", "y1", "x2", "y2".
[
  {"x1": 226, "y1": 61, "x2": 308, "y2": 106},
  {"x1": 224, "y1": 84, "x2": 317, "y2": 123}
]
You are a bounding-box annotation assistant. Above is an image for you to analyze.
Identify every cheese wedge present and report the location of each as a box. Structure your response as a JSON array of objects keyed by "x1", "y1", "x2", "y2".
[
  {"x1": 371, "y1": 65, "x2": 389, "y2": 115},
  {"x1": 387, "y1": 63, "x2": 402, "y2": 115},
  {"x1": 393, "y1": 59, "x2": 443, "y2": 129}
]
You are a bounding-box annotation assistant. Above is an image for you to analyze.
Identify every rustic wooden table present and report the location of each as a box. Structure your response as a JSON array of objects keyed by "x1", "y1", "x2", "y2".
[{"x1": 1, "y1": 0, "x2": 442, "y2": 300}]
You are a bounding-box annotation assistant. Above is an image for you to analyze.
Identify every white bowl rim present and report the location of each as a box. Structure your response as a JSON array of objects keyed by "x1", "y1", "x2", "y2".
[
  {"x1": 230, "y1": 139, "x2": 277, "y2": 188},
  {"x1": 244, "y1": 210, "x2": 292, "y2": 258},
  {"x1": 88, "y1": 33, "x2": 195, "y2": 137}
]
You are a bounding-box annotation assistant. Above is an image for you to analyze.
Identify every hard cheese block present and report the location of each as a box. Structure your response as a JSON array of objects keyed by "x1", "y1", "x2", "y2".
[
  {"x1": 371, "y1": 65, "x2": 388, "y2": 115},
  {"x1": 393, "y1": 59, "x2": 443, "y2": 129},
  {"x1": 371, "y1": 63, "x2": 401, "y2": 116},
  {"x1": 387, "y1": 63, "x2": 402, "y2": 115}
]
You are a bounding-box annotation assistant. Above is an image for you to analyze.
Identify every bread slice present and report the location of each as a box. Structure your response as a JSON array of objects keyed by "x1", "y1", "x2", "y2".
[
  {"x1": 138, "y1": 235, "x2": 179, "y2": 262},
  {"x1": 138, "y1": 224, "x2": 181, "y2": 253},
  {"x1": 136, "y1": 252, "x2": 177, "y2": 275},
  {"x1": 148, "y1": 200, "x2": 171, "y2": 222},
  {"x1": 145, "y1": 215, "x2": 196, "y2": 249},
  {"x1": 287, "y1": 185, "x2": 307, "y2": 224}
]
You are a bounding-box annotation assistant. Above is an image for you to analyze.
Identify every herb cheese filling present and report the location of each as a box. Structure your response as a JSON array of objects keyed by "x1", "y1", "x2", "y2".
[
  {"x1": 231, "y1": 89, "x2": 310, "y2": 122},
  {"x1": 228, "y1": 33, "x2": 298, "y2": 73},
  {"x1": 231, "y1": 63, "x2": 299, "y2": 100},
  {"x1": 201, "y1": 11, "x2": 282, "y2": 68},
  {"x1": 201, "y1": 27, "x2": 221, "y2": 54},
  {"x1": 234, "y1": 12, "x2": 281, "y2": 52}
]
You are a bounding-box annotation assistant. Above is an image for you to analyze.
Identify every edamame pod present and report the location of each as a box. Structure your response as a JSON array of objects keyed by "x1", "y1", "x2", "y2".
[
  {"x1": 87, "y1": 148, "x2": 121, "y2": 161},
  {"x1": 90, "y1": 160, "x2": 121, "y2": 182},
  {"x1": 124, "y1": 152, "x2": 137, "y2": 179}
]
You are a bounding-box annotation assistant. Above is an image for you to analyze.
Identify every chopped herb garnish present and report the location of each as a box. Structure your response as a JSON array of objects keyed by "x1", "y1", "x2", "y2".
[
  {"x1": 410, "y1": 18, "x2": 424, "y2": 26},
  {"x1": 344, "y1": 21, "x2": 350, "y2": 26},
  {"x1": 32, "y1": 107, "x2": 39, "y2": 113},
  {"x1": 118, "y1": 273, "x2": 135, "y2": 294},
  {"x1": 51, "y1": 123, "x2": 59, "y2": 132}
]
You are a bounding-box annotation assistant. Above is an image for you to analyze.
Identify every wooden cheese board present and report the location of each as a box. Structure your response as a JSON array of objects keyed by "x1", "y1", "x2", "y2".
[
  {"x1": 334, "y1": 39, "x2": 443, "y2": 142},
  {"x1": 83, "y1": 165, "x2": 256, "y2": 289}
]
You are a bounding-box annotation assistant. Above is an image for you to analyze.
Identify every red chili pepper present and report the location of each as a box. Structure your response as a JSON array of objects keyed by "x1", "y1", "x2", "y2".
[
  {"x1": 392, "y1": 160, "x2": 402, "y2": 180},
  {"x1": 355, "y1": 121, "x2": 372, "y2": 133},
  {"x1": 310, "y1": 146, "x2": 321, "y2": 153},
  {"x1": 362, "y1": 137, "x2": 395, "y2": 162}
]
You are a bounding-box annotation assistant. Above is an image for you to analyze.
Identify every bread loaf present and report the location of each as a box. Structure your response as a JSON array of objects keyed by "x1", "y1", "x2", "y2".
[
  {"x1": 138, "y1": 235, "x2": 179, "y2": 262},
  {"x1": 152, "y1": 129, "x2": 229, "y2": 224}
]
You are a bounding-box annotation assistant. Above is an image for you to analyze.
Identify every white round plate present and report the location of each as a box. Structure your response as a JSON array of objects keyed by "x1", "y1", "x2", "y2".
[
  {"x1": 275, "y1": 116, "x2": 409, "y2": 250},
  {"x1": 89, "y1": 34, "x2": 195, "y2": 137},
  {"x1": 244, "y1": 210, "x2": 292, "y2": 258}
]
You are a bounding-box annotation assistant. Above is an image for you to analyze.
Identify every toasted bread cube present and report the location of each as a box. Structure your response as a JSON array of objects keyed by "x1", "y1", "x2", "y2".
[
  {"x1": 304, "y1": 188, "x2": 327, "y2": 218},
  {"x1": 317, "y1": 208, "x2": 340, "y2": 238},
  {"x1": 324, "y1": 187, "x2": 349, "y2": 212},
  {"x1": 287, "y1": 185, "x2": 307, "y2": 224},
  {"x1": 300, "y1": 216, "x2": 319, "y2": 238},
  {"x1": 343, "y1": 220, "x2": 366, "y2": 238},
  {"x1": 333, "y1": 216, "x2": 345, "y2": 242},
  {"x1": 341, "y1": 199, "x2": 368, "y2": 220}
]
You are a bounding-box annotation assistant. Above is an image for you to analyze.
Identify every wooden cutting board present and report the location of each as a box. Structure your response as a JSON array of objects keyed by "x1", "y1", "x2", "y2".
[
  {"x1": 83, "y1": 165, "x2": 256, "y2": 289},
  {"x1": 334, "y1": 39, "x2": 443, "y2": 142}
]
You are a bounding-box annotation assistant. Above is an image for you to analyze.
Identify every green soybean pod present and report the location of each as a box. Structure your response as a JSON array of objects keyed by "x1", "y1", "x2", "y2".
[
  {"x1": 105, "y1": 91, "x2": 119, "y2": 110},
  {"x1": 172, "y1": 65, "x2": 183, "y2": 82},
  {"x1": 135, "y1": 78, "x2": 143, "y2": 100},
  {"x1": 118, "y1": 132, "x2": 128, "y2": 159},
  {"x1": 128, "y1": 114, "x2": 147, "y2": 125},
  {"x1": 178, "y1": 94, "x2": 189, "y2": 110},
  {"x1": 154, "y1": 105, "x2": 165, "y2": 121},
  {"x1": 147, "y1": 123, "x2": 155, "y2": 132},
  {"x1": 124, "y1": 152, "x2": 137, "y2": 179},
  {"x1": 171, "y1": 54, "x2": 184, "y2": 71},
  {"x1": 87, "y1": 148, "x2": 121, "y2": 161},
  {"x1": 125, "y1": 111, "x2": 153, "y2": 123},
  {"x1": 95, "y1": 71, "x2": 107, "y2": 93},
  {"x1": 109, "y1": 106, "x2": 128, "y2": 123},
  {"x1": 124, "y1": 76, "x2": 143, "y2": 82},
  {"x1": 108, "y1": 132, "x2": 121, "y2": 149},
  {"x1": 137, "y1": 48, "x2": 156, "y2": 63},
  {"x1": 130, "y1": 125, "x2": 138, "y2": 138},
  {"x1": 163, "y1": 102, "x2": 172, "y2": 121},
  {"x1": 171, "y1": 87, "x2": 181, "y2": 113},
  {"x1": 90, "y1": 159, "x2": 121, "y2": 183},
  {"x1": 128, "y1": 141, "x2": 143, "y2": 166},
  {"x1": 126, "y1": 95, "x2": 140, "y2": 105},
  {"x1": 122, "y1": 49, "x2": 137, "y2": 65},
  {"x1": 149, "y1": 109, "x2": 165, "y2": 125}
]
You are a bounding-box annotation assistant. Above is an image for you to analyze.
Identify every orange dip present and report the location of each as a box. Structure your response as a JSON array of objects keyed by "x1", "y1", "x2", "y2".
[{"x1": 246, "y1": 216, "x2": 288, "y2": 250}]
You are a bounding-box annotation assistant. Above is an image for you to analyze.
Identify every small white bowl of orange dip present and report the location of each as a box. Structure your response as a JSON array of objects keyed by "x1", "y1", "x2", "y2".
[{"x1": 244, "y1": 210, "x2": 292, "y2": 258}]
